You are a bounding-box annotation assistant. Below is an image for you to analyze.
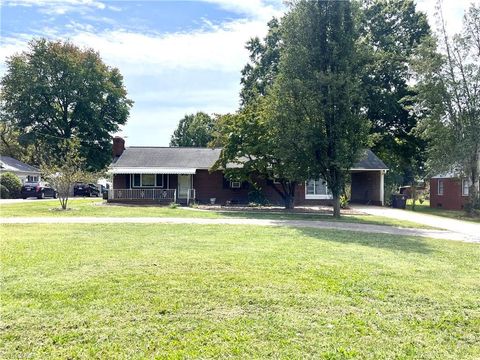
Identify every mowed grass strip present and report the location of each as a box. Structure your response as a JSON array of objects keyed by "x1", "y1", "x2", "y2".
[
  {"x1": 406, "y1": 200, "x2": 480, "y2": 223},
  {"x1": 0, "y1": 199, "x2": 430, "y2": 229},
  {"x1": 1, "y1": 224, "x2": 479, "y2": 359}
]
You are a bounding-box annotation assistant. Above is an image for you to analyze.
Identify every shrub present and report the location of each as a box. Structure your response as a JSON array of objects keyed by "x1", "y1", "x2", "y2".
[
  {"x1": 248, "y1": 188, "x2": 267, "y2": 206},
  {"x1": 169, "y1": 202, "x2": 179, "y2": 209},
  {"x1": 0, "y1": 184, "x2": 9, "y2": 199},
  {"x1": 340, "y1": 194, "x2": 349, "y2": 209},
  {"x1": 0, "y1": 172, "x2": 22, "y2": 198}
]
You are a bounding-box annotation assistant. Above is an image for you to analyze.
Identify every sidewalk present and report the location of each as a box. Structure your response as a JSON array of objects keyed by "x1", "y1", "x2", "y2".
[{"x1": 1, "y1": 216, "x2": 477, "y2": 242}]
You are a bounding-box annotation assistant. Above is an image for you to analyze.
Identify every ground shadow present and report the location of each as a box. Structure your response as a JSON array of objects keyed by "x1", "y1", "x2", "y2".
[{"x1": 290, "y1": 226, "x2": 434, "y2": 254}]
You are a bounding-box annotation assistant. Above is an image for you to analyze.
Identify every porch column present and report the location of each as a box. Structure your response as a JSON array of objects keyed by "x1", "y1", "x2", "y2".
[{"x1": 380, "y1": 170, "x2": 385, "y2": 206}]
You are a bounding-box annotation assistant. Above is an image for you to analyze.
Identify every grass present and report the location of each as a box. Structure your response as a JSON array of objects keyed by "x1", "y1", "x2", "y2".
[
  {"x1": 406, "y1": 200, "x2": 480, "y2": 223},
  {"x1": 0, "y1": 198, "x2": 431, "y2": 229},
  {"x1": 1, "y1": 224, "x2": 479, "y2": 359}
]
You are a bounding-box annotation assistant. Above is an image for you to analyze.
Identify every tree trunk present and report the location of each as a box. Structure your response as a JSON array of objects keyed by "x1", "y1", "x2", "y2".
[
  {"x1": 284, "y1": 193, "x2": 294, "y2": 209},
  {"x1": 411, "y1": 183, "x2": 417, "y2": 211},
  {"x1": 468, "y1": 153, "x2": 479, "y2": 216},
  {"x1": 333, "y1": 195, "x2": 341, "y2": 218},
  {"x1": 268, "y1": 180, "x2": 296, "y2": 210}
]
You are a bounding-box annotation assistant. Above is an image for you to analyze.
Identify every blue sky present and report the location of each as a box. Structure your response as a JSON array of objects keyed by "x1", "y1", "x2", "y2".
[{"x1": 0, "y1": 0, "x2": 471, "y2": 146}]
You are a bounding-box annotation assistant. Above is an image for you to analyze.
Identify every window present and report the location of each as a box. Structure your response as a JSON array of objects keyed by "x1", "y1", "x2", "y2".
[
  {"x1": 462, "y1": 179, "x2": 470, "y2": 196},
  {"x1": 437, "y1": 179, "x2": 444, "y2": 195},
  {"x1": 305, "y1": 178, "x2": 332, "y2": 199},
  {"x1": 132, "y1": 174, "x2": 163, "y2": 187},
  {"x1": 230, "y1": 181, "x2": 241, "y2": 188},
  {"x1": 27, "y1": 175, "x2": 39, "y2": 182}
]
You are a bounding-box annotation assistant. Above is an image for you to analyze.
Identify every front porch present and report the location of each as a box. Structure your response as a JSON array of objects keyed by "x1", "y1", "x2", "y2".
[{"x1": 108, "y1": 173, "x2": 196, "y2": 205}]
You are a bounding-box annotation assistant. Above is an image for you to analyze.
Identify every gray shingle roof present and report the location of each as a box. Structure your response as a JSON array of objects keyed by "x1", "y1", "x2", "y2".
[
  {"x1": 112, "y1": 147, "x2": 387, "y2": 171},
  {"x1": 112, "y1": 147, "x2": 222, "y2": 169},
  {"x1": 0, "y1": 156, "x2": 40, "y2": 173},
  {"x1": 351, "y1": 149, "x2": 388, "y2": 170}
]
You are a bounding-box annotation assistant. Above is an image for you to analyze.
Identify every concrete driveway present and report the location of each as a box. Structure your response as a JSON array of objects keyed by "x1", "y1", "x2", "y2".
[{"x1": 352, "y1": 205, "x2": 480, "y2": 241}]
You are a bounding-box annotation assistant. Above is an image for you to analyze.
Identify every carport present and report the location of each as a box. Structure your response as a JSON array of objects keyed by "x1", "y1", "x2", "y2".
[{"x1": 349, "y1": 150, "x2": 388, "y2": 206}]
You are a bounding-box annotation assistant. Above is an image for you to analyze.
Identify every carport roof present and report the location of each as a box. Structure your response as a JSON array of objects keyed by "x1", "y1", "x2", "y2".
[{"x1": 351, "y1": 150, "x2": 388, "y2": 170}]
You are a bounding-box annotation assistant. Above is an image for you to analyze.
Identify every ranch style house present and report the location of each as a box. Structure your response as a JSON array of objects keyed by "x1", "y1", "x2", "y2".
[{"x1": 108, "y1": 137, "x2": 388, "y2": 206}]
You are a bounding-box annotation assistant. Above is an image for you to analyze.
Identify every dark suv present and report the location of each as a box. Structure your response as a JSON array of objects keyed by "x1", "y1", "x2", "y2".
[
  {"x1": 21, "y1": 182, "x2": 57, "y2": 199},
  {"x1": 74, "y1": 183, "x2": 100, "y2": 197}
]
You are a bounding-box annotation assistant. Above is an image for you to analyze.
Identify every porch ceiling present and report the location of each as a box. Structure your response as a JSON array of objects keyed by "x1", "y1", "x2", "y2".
[{"x1": 108, "y1": 167, "x2": 196, "y2": 174}]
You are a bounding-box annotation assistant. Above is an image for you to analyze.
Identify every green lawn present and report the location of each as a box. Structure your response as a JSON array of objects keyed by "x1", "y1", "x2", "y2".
[
  {"x1": 406, "y1": 200, "x2": 480, "y2": 223},
  {"x1": 0, "y1": 199, "x2": 430, "y2": 229},
  {"x1": 1, "y1": 224, "x2": 479, "y2": 359}
]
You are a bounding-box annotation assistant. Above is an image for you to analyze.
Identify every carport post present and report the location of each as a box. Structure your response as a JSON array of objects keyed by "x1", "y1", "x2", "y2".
[{"x1": 380, "y1": 170, "x2": 385, "y2": 206}]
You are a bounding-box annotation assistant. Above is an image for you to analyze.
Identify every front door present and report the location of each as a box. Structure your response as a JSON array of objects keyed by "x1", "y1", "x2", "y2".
[{"x1": 178, "y1": 175, "x2": 191, "y2": 198}]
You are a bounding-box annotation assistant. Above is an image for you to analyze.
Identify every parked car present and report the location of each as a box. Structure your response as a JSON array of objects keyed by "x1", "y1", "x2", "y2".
[
  {"x1": 21, "y1": 182, "x2": 57, "y2": 199},
  {"x1": 74, "y1": 183, "x2": 100, "y2": 197}
]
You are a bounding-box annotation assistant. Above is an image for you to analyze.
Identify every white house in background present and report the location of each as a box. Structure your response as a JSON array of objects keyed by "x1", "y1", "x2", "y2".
[{"x1": 0, "y1": 156, "x2": 41, "y2": 184}]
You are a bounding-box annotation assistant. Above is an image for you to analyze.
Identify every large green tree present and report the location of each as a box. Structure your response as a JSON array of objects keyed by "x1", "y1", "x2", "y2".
[
  {"x1": 360, "y1": 0, "x2": 430, "y2": 190},
  {"x1": 413, "y1": 2, "x2": 480, "y2": 214},
  {"x1": 0, "y1": 39, "x2": 133, "y2": 171},
  {"x1": 215, "y1": 19, "x2": 308, "y2": 209},
  {"x1": 272, "y1": 0, "x2": 369, "y2": 217},
  {"x1": 240, "y1": 18, "x2": 281, "y2": 107},
  {"x1": 170, "y1": 112, "x2": 216, "y2": 147}
]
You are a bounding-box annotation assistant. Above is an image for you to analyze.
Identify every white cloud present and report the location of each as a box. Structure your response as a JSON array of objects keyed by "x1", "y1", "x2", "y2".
[
  {"x1": 202, "y1": 0, "x2": 285, "y2": 20},
  {"x1": 0, "y1": 3, "x2": 280, "y2": 145},
  {"x1": 415, "y1": 0, "x2": 473, "y2": 35},
  {"x1": 4, "y1": 0, "x2": 106, "y2": 15}
]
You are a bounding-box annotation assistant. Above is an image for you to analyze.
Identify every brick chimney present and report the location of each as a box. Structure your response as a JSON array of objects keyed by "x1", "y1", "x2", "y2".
[{"x1": 112, "y1": 136, "x2": 125, "y2": 157}]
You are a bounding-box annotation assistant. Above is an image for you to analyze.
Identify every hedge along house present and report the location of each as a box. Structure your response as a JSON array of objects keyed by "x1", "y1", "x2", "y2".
[
  {"x1": 430, "y1": 173, "x2": 479, "y2": 211},
  {"x1": 108, "y1": 137, "x2": 388, "y2": 206}
]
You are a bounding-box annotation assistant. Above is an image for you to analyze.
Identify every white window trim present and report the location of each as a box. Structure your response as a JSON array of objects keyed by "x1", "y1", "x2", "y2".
[
  {"x1": 131, "y1": 174, "x2": 164, "y2": 188},
  {"x1": 437, "y1": 179, "x2": 444, "y2": 196},
  {"x1": 305, "y1": 179, "x2": 333, "y2": 200},
  {"x1": 462, "y1": 179, "x2": 470, "y2": 197},
  {"x1": 230, "y1": 181, "x2": 241, "y2": 189}
]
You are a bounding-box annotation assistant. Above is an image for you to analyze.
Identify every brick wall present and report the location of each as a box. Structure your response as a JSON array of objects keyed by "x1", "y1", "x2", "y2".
[
  {"x1": 351, "y1": 171, "x2": 382, "y2": 205},
  {"x1": 430, "y1": 178, "x2": 469, "y2": 210},
  {"x1": 194, "y1": 170, "x2": 249, "y2": 204}
]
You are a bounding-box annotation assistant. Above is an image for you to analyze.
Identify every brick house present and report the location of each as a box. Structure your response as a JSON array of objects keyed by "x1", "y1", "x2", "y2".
[
  {"x1": 108, "y1": 137, "x2": 388, "y2": 206},
  {"x1": 430, "y1": 174, "x2": 477, "y2": 210}
]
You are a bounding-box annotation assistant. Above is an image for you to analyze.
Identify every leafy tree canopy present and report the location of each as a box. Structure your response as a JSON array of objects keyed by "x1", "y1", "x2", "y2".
[
  {"x1": 0, "y1": 38, "x2": 133, "y2": 171},
  {"x1": 413, "y1": 2, "x2": 480, "y2": 213},
  {"x1": 170, "y1": 112, "x2": 216, "y2": 147},
  {"x1": 273, "y1": 0, "x2": 370, "y2": 216},
  {"x1": 360, "y1": 0, "x2": 430, "y2": 187}
]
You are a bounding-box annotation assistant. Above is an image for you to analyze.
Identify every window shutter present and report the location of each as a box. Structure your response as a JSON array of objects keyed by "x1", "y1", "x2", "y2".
[
  {"x1": 222, "y1": 176, "x2": 229, "y2": 189},
  {"x1": 156, "y1": 174, "x2": 164, "y2": 188},
  {"x1": 126, "y1": 174, "x2": 131, "y2": 189}
]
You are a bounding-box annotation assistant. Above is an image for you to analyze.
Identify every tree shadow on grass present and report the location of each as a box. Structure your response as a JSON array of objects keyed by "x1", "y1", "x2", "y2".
[
  {"x1": 215, "y1": 210, "x2": 342, "y2": 222},
  {"x1": 291, "y1": 226, "x2": 434, "y2": 254}
]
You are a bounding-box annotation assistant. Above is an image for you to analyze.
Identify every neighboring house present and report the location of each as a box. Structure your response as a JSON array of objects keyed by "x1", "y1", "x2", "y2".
[
  {"x1": 430, "y1": 173, "x2": 478, "y2": 210},
  {"x1": 108, "y1": 137, "x2": 388, "y2": 206},
  {"x1": 0, "y1": 156, "x2": 41, "y2": 184}
]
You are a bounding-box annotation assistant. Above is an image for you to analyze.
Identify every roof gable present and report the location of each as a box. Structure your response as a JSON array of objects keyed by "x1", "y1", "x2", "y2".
[
  {"x1": 0, "y1": 156, "x2": 40, "y2": 173},
  {"x1": 351, "y1": 149, "x2": 388, "y2": 170}
]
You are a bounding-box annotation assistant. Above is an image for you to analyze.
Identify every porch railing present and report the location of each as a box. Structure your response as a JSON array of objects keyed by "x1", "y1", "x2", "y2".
[
  {"x1": 187, "y1": 188, "x2": 196, "y2": 204},
  {"x1": 109, "y1": 189, "x2": 176, "y2": 202}
]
